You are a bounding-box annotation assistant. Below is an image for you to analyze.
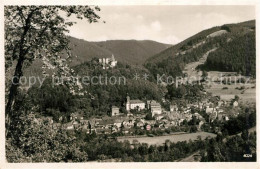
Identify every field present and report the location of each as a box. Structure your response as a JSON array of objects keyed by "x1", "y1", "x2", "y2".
[
  {"x1": 205, "y1": 71, "x2": 256, "y2": 103},
  {"x1": 117, "y1": 132, "x2": 216, "y2": 146},
  {"x1": 183, "y1": 48, "x2": 256, "y2": 103},
  {"x1": 205, "y1": 83, "x2": 255, "y2": 103}
]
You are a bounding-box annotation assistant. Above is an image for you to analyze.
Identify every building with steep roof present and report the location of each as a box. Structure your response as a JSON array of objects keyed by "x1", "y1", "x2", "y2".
[{"x1": 150, "y1": 100, "x2": 162, "y2": 116}]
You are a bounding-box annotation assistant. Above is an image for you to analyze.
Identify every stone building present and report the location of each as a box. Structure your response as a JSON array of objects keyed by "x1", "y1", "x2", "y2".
[{"x1": 99, "y1": 54, "x2": 117, "y2": 69}]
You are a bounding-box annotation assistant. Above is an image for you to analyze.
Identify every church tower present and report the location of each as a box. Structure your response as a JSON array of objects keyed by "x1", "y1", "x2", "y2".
[
  {"x1": 126, "y1": 95, "x2": 130, "y2": 111},
  {"x1": 111, "y1": 54, "x2": 115, "y2": 61}
]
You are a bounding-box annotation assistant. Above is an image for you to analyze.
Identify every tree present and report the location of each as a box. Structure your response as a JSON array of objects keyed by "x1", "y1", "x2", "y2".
[
  {"x1": 203, "y1": 139, "x2": 225, "y2": 162},
  {"x1": 145, "y1": 112, "x2": 154, "y2": 120},
  {"x1": 5, "y1": 6, "x2": 101, "y2": 136},
  {"x1": 202, "y1": 70, "x2": 208, "y2": 81},
  {"x1": 6, "y1": 113, "x2": 87, "y2": 162},
  {"x1": 202, "y1": 32, "x2": 255, "y2": 76},
  {"x1": 220, "y1": 25, "x2": 231, "y2": 32},
  {"x1": 234, "y1": 95, "x2": 239, "y2": 101},
  {"x1": 190, "y1": 125, "x2": 198, "y2": 133}
]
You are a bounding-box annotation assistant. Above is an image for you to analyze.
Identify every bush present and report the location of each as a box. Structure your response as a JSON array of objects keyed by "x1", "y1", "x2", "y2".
[{"x1": 221, "y1": 25, "x2": 231, "y2": 32}]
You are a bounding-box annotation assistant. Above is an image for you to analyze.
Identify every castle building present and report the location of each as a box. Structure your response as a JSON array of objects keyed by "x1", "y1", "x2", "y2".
[
  {"x1": 126, "y1": 96, "x2": 145, "y2": 111},
  {"x1": 99, "y1": 54, "x2": 117, "y2": 69}
]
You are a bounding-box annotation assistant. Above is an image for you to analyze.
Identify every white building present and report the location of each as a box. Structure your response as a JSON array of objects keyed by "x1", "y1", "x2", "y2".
[
  {"x1": 99, "y1": 54, "x2": 117, "y2": 69},
  {"x1": 206, "y1": 106, "x2": 214, "y2": 114},
  {"x1": 126, "y1": 96, "x2": 145, "y2": 111},
  {"x1": 233, "y1": 101, "x2": 239, "y2": 107},
  {"x1": 150, "y1": 100, "x2": 162, "y2": 116},
  {"x1": 111, "y1": 106, "x2": 120, "y2": 116},
  {"x1": 170, "y1": 104, "x2": 178, "y2": 112}
]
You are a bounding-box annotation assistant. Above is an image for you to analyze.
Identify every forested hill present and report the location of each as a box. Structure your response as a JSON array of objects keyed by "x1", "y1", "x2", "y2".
[
  {"x1": 200, "y1": 31, "x2": 255, "y2": 76},
  {"x1": 68, "y1": 37, "x2": 171, "y2": 66},
  {"x1": 145, "y1": 20, "x2": 255, "y2": 78},
  {"x1": 23, "y1": 37, "x2": 171, "y2": 78}
]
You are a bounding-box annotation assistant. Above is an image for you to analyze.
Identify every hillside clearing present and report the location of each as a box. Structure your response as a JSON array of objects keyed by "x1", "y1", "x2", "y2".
[
  {"x1": 206, "y1": 30, "x2": 228, "y2": 38},
  {"x1": 182, "y1": 46, "x2": 256, "y2": 103}
]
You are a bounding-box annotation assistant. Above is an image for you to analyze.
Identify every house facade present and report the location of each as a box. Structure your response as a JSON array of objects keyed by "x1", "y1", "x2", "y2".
[
  {"x1": 233, "y1": 101, "x2": 239, "y2": 107},
  {"x1": 150, "y1": 100, "x2": 162, "y2": 116},
  {"x1": 170, "y1": 104, "x2": 178, "y2": 112},
  {"x1": 126, "y1": 96, "x2": 145, "y2": 111},
  {"x1": 111, "y1": 106, "x2": 120, "y2": 116}
]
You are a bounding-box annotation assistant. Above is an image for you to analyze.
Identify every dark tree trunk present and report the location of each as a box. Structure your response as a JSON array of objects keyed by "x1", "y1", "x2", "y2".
[
  {"x1": 5, "y1": 55, "x2": 24, "y2": 137},
  {"x1": 5, "y1": 11, "x2": 33, "y2": 137}
]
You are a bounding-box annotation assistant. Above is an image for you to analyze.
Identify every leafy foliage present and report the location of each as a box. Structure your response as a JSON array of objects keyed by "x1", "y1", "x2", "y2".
[
  {"x1": 5, "y1": 5, "x2": 101, "y2": 161},
  {"x1": 5, "y1": 5, "x2": 101, "y2": 136},
  {"x1": 201, "y1": 131, "x2": 256, "y2": 162},
  {"x1": 166, "y1": 83, "x2": 205, "y2": 103},
  {"x1": 222, "y1": 107, "x2": 256, "y2": 135},
  {"x1": 6, "y1": 113, "x2": 87, "y2": 162},
  {"x1": 80, "y1": 133, "x2": 207, "y2": 162},
  {"x1": 28, "y1": 79, "x2": 77, "y2": 122},
  {"x1": 27, "y1": 58, "x2": 165, "y2": 119}
]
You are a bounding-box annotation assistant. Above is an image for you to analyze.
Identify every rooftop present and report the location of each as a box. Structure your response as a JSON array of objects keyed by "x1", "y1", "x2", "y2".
[
  {"x1": 130, "y1": 99, "x2": 145, "y2": 104},
  {"x1": 151, "y1": 101, "x2": 161, "y2": 107}
]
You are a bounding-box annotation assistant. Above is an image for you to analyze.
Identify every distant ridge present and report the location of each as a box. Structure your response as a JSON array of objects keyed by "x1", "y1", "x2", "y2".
[
  {"x1": 24, "y1": 37, "x2": 171, "y2": 77},
  {"x1": 68, "y1": 37, "x2": 171, "y2": 66}
]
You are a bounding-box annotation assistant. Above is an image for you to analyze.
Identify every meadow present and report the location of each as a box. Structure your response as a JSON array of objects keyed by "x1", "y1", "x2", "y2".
[
  {"x1": 117, "y1": 132, "x2": 216, "y2": 146},
  {"x1": 206, "y1": 71, "x2": 256, "y2": 103}
]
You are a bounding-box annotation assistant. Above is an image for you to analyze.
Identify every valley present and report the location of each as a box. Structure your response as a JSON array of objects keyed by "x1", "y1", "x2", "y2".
[{"x1": 5, "y1": 9, "x2": 256, "y2": 163}]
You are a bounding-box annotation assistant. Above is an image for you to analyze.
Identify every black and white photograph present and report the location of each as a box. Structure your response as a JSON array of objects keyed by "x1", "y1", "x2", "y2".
[{"x1": 1, "y1": 0, "x2": 259, "y2": 168}]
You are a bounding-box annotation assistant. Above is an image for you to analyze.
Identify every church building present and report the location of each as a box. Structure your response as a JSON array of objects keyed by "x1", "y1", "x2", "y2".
[{"x1": 126, "y1": 96, "x2": 145, "y2": 111}]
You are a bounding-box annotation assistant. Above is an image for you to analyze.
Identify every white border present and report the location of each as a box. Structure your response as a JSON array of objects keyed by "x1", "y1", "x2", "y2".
[{"x1": 0, "y1": 0, "x2": 259, "y2": 169}]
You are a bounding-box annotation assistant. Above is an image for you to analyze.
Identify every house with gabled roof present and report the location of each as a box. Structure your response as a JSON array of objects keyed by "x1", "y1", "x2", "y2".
[
  {"x1": 150, "y1": 100, "x2": 162, "y2": 116},
  {"x1": 111, "y1": 106, "x2": 120, "y2": 116}
]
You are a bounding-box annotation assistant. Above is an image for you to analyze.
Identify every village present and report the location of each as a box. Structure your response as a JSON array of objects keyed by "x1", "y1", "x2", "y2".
[
  {"x1": 44, "y1": 54, "x2": 244, "y2": 135},
  {"x1": 47, "y1": 55, "x2": 241, "y2": 136},
  {"x1": 49, "y1": 93, "x2": 239, "y2": 136}
]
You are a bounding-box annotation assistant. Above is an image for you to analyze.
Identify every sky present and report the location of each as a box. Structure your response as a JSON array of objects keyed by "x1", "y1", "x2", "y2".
[{"x1": 66, "y1": 6, "x2": 255, "y2": 44}]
